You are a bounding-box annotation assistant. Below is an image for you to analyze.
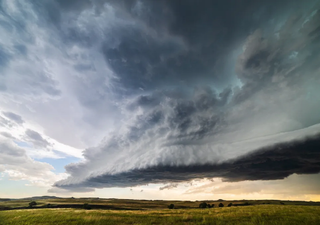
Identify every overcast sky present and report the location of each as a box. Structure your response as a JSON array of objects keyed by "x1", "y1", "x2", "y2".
[{"x1": 1, "y1": 0, "x2": 320, "y2": 201}]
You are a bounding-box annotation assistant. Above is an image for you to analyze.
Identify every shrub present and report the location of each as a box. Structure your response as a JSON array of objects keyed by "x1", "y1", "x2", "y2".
[
  {"x1": 219, "y1": 203, "x2": 224, "y2": 207},
  {"x1": 29, "y1": 201, "x2": 37, "y2": 208},
  {"x1": 83, "y1": 203, "x2": 91, "y2": 210},
  {"x1": 199, "y1": 202, "x2": 208, "y2": 208},
  {"x1": 168, "y1": 204, "x2": 175, "y2": 209},
  {"x1": 228, "y1": 203, "x2": 233, "y2": 207}
]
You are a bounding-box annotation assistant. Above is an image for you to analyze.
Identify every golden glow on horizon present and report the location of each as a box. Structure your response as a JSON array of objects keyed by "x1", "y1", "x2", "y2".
[{"x1": 1, "y1": 173, "x2": 319, "y2": 201}]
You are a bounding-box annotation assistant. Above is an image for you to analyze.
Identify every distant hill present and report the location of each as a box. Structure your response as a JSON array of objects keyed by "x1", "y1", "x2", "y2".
[
  {"x1": 1, "y1": 196, "x2": 60, "y2": 201},
  {"x1": 21, "y1": 196, "x2": 60, "y2": 200}
]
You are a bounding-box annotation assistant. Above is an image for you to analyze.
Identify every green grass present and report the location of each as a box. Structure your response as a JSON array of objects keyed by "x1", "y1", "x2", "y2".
[{"x1": 0, "y1": 205, "x2": 320, "y2": 225}]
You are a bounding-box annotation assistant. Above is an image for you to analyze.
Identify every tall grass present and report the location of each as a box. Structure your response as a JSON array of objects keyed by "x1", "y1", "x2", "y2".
[{"x1": 0, "y1": 205, "x2": 320, "y2": 225}]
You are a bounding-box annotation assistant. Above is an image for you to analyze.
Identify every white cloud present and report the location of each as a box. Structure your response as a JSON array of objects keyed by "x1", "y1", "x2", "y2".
[
  {"x1": 0, "y1": 110, "x2": 83, "y2": 159},
  {"x1": 0, "y1": 138, "x2": 68, "y2": 187}
]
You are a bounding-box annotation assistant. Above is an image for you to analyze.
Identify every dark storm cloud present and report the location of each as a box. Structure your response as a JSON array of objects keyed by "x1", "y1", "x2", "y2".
[
  {"x1": 234, "y1": 10, "x2": 320, "y2": 103},
  {"x1": 102, "y1": 28, "x2": 185, "y2": 92},
  {"x1": 99, "y1": 0, "x2": 315, "y2": 94},
  {"x1": 55, "y1": 134, "x2": 320, "y2": 189},
  {"x1": 100, "y1": 0, "x2": 244, "y2": 93}
]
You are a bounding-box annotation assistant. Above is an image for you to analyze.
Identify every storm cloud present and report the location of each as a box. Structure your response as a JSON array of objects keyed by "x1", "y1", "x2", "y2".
[
  {"x1": 0, "y1": 0, "x2": 319, "y2": 192},
  {"x1": 56, "y1": 134, "x2": 320, "y2": 189},
  {"x1": 53, "y1": 0, "x2": 320, "y2": 190}
]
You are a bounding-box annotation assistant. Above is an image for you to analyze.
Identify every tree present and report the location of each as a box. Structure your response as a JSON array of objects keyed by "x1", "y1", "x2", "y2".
[
  {"x1": 199, "y1": 202, "x2": 208, "y2": 208},
  {"x1": 83, "y1": 203, "x2": 91, "y2": 210},
  {"x1": 168, "y1": 204, "x2": 175, "y2": 209},
  {"x1": 219, "y1": 203, "x2": 224, "y2": 207},
  {"x1": 29, "y1": 201, "x2": 37, "y2": 208},
  {"x1": 228, "y1": 203, "x2": 233, "y2": 207}
]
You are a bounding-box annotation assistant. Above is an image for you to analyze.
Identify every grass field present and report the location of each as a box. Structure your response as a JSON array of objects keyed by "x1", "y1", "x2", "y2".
[
  {"x1": 0, "y1": 198, "x2": 320, "y2": 224},
  {"x1": 1, "y1": 205, "x2": 320, "y2": 225}
]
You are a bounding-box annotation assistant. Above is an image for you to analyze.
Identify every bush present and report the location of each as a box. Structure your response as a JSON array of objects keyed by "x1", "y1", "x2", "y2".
[
  {"x1": 29, "y1": 201, "x2": 37, "y2": 208},
  {"x1": 228, "y1": 203, "x2": 233, "y2": 207},
  {"x1": 168, "y1": 204, "x2": 175, "y2": 209},
  {"x1": 83, "y1": 203, "x2": 92, "y2": 210},
  {"x1": 219, "y1": 203, "x2": 224, "y2": 207},
  {"x1": 199, "y1": 202, "x2": 208, "y2": 208}
]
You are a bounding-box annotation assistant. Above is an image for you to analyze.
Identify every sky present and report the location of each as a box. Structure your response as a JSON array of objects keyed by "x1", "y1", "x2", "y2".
[{"x1": 0, "y1": 0, "x2": 320, "y2": 201}]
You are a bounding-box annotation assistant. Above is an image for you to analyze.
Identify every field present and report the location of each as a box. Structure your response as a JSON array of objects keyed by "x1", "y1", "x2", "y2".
[{"x1": 0, "y1": 198, "x2": 320, "y2": 224}]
